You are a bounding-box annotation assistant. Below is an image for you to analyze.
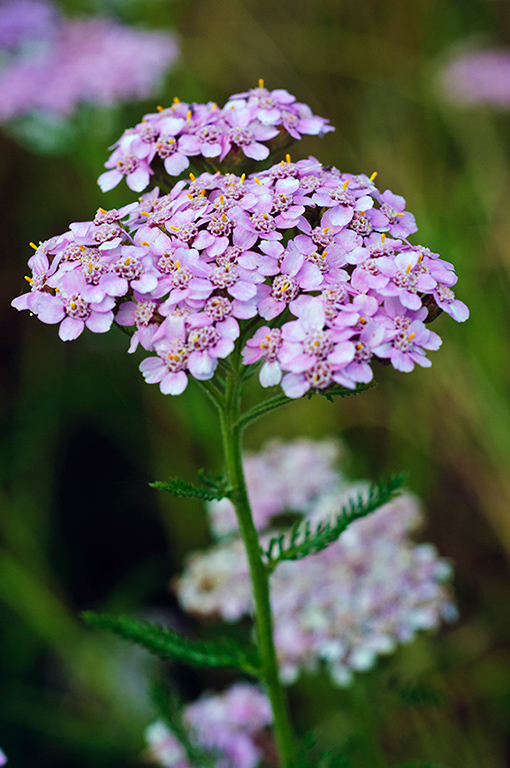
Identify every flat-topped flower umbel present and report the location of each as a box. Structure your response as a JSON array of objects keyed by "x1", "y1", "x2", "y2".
[{"x1": 12, "y1": 83, "x2": 468, "y2": 398}]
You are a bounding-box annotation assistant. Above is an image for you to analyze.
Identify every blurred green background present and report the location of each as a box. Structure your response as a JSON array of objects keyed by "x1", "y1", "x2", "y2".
[{"x1": 1, "y1": 0, "x2": 510, "y2": 765}]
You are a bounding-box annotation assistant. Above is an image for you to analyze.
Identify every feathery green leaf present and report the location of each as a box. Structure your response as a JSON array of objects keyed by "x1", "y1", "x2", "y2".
[
  {"x1": 263, "y1": 474, "x2": 406, "y2": 572},
  {"x1": 307, "y1": 380, "x2": 377, "y2": 401},
  {"x1": 82, "y1": 613, "x2": 260, "y2": 674},
  {"x1": 150, "y1": 471, "x2": 231, "y2": 501}
]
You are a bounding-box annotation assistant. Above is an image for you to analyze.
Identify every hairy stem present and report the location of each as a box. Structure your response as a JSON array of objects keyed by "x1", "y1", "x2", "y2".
[{"x1": 218, "y1": 352, "x2": 298, "y2": 768}]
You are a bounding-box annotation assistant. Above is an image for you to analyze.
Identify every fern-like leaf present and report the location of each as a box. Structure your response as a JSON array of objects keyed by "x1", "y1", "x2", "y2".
[
  {"x1": 263, "y1": 474, "x2": 406, "y2": 572},
  {"x1": 307, "y1": 380, "x2": 377, "y2": 401},
  {"x1": 150, "y1": 471, "x2": 231, "y2": 501},
  {"x1": 82, "y1": 613, "x2": 260, "y2": 674}
]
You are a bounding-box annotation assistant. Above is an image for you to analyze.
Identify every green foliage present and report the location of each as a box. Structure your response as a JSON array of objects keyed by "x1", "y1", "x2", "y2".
[
  {"x1": 394, "y1": 681, "x2": 446, "y2": 709},
  {"x1": 150, "y1": 680, "x2": 217, "y2": 768},
  {"x1": 262, "y1": 474, "x2": 406, "y2": 572},
  {"x1": 307, "y1": 381, "x2": 377, "y2": 402},
  {"x1": 396, "y1": 763, "x2": 444, "y2": 768},
  {"x1": 297, "y1": 735, "x2": 351, "y2": 768},
  {"x1": 150, "y1": 469, "x2": 231, "y2": 501},
  {"x1": 82, "y1": 612, "x2": 260, "y2": 674}
]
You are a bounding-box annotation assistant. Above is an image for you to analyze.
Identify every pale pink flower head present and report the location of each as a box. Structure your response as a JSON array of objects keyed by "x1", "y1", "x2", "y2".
[
  {"x1": 0, "y1": 12, "x2": 179, "y2": 122},
  {"x1": 177, "y1": 438, "x2": 457, "y2": 687},
  {"x1": 146, "y1": 684, "x2": 272, "y2": 768},
  {"x1": 439, "y1": 47, "x2": 510, "y2": 108},
  {"x1": 13, "y1": 90, "x2": 468, "y2": 397}
]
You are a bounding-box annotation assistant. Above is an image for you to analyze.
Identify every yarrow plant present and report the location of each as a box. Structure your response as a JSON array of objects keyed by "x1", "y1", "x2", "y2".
[{"x1": 13, "y1": 80, "x2": 468, "y2": 767}]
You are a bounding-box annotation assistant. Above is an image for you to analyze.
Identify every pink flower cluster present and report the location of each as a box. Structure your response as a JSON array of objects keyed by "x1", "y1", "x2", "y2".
[
  {"x1": 439, "y1": 47, "x2": 510, "y2": 108},
  {"x1": 177, "y1": 439, "x2": 457, "y2": 686},
  {"x1": 208, "y1": 438, "x2": 341, "y2": 537},
  {"x1": 12, "y1": 86, "x2": 468, "y2": 398},
  {"x1": 0, "y1": 1, "x2": 178, "y2": 120},
  {"x1": 145, "y1": 683, "x2": 272, "y2": 768},
  {"x1": 98, "y1": 80, "x2": 334, "y2": 192}
]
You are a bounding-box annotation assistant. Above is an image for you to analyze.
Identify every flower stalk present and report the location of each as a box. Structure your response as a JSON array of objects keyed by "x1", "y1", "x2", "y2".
[{"x1": 218, "y1": 350, "x2": 298, "y2": 768}]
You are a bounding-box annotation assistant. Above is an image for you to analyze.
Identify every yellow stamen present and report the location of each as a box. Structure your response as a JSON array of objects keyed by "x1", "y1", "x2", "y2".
[
  {"x1": 173, "y1": 97, "x2": 180, "y2": 104},
  {"x1": 396, "y1": 212, "x2": 404, "y2": 217},
  {"x1": 359, "y1": 317, "x2": 366, "y2": 324},
  {"x1": 356, "y1": 343, "x2": 363, "y2": 349},
  {"x1": 29, "y1": 242, "x2": 38, "y2": 250},
  {"x1": 324, "y1": 226, "x2": 330, "y2": 232},
  {"x1": 141, "y1": 212, "x2": 150, "y2": 217},
  {"x1": 211, "y1": 103, "x2": 217, "y2": 110},
  {"x1": 157, "y1": 105, "x2": 164, "y2": 112},
  {"x1": 381, "y1": 233, "x2": 386, "y2": 243},
  {"x1": 186, "y1": 110, "x2": 192, "y2": 120},
  {"x1": 370, "y1": 171, "x2": 378, "y2": 181},
  {"x1": 254, "y1": 177, "x2": 261, "y2": 185},
  {"x1": 409, "y1": 332, "x2": 416, "y2": 341},
  {"x1": 70, "y1": 302, "x2": 77, "y2": 310},
  {"x1": 24, "y1": 275, "x2": 33, "y2": 283},
  {"x1": 79, "y1": 245, "x2": 85, "y2": 251},
  {"x1": 264, "y1": 334, "x2": 271, "y2": 341},
  {"x1": 175, "y1": 260, "x2": 181, "y2": 270},
  {"x1": 323, "y1": 251, "x2": 328, "y2": 257},
  {"x1": 285, "y1": 153, "x2": 291, "y2": 163},
  {"x1": 200, "y1": 189, "x2": 206, "y2": 196},
  {"x1": 142, "y1": 241, "x2": 149, "y2": 247},
  {"x1": 220, "y1": 195, "x2": 225, "y2": 204},
  {"x1": 342, "y1": 179, "x2": 349, "y2": 190},
  {"x1": 187, "y1": 193, "x2": 193, "y2": 199},
  {"x1": 222, "y1": 213, "x2": 227, "y2": 221},
  {"x1": 189, "y1": 172, "x2": 196, "y2": 181},
  {"x1": 88, "y1": 261, "x2": 94, "y2": 272},
  {"x1": 406, "y1": 264, "x2": 412, "y2": 273},
  {"x1": 282, "y1": 282, "x2": 290, "y2": 290},
  {"x1": 418, "y1": 253, "x2": 423, "y2": 262},
  {"x1": 240, "y1": 173, "x2": 246, "y2": 183},
  {"x1": 98, "y1": 207, "x2": 107, "y2": 214},
  {"x1": 125, "y1": 258, "x2": 131, "y2": 265},
  {"x1": 169, "y1": 225, "x2": 179, "y2": 230},
  {"x1": 258, "y1": 78, "x2": 264, "y2": 89},
  {"x1": 360, "y1": 211, "x2": 365, "y2": 216}
]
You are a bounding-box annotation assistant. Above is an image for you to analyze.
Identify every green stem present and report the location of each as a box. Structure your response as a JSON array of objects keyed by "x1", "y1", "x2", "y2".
[{"x1": 218, "y1": 356, "x2": 298, "y2": 768}]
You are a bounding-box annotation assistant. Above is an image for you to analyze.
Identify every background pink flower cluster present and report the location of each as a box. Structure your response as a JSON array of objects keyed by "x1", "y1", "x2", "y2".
[
  {"x1": 177, "y1": 438, "x2": 457, "y2": 688},
  {"x1": 0, "y1": 0, "x2": 178, "y2": 121},
  {"x1": 146, "y1": 683, "x2": 272, "y2": 768},
  {"x1": 12, "y1": 85, "x2": 468, "y2": 398}
]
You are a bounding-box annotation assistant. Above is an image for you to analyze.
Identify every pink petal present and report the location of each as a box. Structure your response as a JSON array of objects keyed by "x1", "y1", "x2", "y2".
[
  {"x1": 59, "y1": 316, "x2": 84, "y2": 341},
  {"x1": 160, "y1": 371, "x2": 188, "y2": 395}
]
